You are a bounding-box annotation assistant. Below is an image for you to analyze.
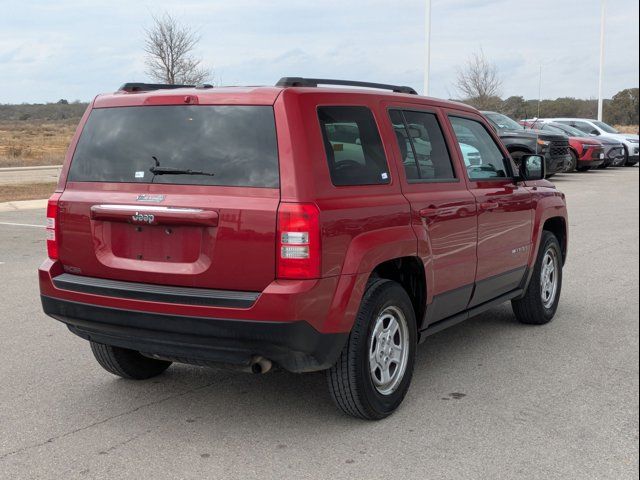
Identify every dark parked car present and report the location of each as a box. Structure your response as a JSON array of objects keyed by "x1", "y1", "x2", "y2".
[
  {"x1": 482, "y1": 111, "x2": 571, "y2": 177},
  {"x1": 40, "y1": 78, "x2": 568, "y2": 419}
]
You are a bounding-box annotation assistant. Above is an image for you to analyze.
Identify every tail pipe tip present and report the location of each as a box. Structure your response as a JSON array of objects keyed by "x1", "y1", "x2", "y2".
[{"x1": 250, "y1": 356, "x2": 272, "y2": 374}]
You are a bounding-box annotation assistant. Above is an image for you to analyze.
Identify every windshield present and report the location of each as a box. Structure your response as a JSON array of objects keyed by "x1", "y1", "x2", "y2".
[
  {"x1": 68, "y1": 105, "x2": 279, "y2": 187},
  {"x1": 541, "y1": 124, "x2": 567, "y2": 135},
  {"x1": 592, "y1": 121, "x2": 619, "y2": 134},
  {"x1": 547, "y1": 123, "x2": 586, "y2": 137},
  {"x1": 484, "y1": 112, "x2": 522, "y2": 131}
]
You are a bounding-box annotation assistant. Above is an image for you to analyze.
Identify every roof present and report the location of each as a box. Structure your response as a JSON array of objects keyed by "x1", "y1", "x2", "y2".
[{"x1": 92, "y1": 84, "x2": 478, "y2": 113}]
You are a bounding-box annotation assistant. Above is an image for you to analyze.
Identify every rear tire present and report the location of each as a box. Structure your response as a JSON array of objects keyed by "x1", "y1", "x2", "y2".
[
  {"x1": 327, "y1": 279, "x2": 417, "y2": 420},
  {"x1": 512, "y1": 231, "x2": 562, "y2": 325},
  {"x1": 90, "y1": 342, "x2": 172, "y2": 379}
]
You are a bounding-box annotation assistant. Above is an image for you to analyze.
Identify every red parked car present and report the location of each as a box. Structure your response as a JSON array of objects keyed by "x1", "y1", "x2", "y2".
[
  {"x1": 520, "y1": 120, "x2": 605, "y2": 171},
  {"x1": 40, "y1": 78, "x2": 568, "y2": 419}
]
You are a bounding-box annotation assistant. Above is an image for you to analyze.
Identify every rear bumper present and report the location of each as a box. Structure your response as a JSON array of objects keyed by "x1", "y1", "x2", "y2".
[
  {"x1": 41, "y1": 295, "x2": 347, "y2": 373},
  {"x1": 39, "y1": 259, "x2": 368, "y2": 372}
]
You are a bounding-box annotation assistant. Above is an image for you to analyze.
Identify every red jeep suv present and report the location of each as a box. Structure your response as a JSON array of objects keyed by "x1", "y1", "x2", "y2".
[{"x1": 40, "y1": 78, "x2": 568, "y2": 419}]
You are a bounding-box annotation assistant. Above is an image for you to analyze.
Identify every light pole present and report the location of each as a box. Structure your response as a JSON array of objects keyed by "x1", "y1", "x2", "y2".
[
  {"x1": 597, "y1": 0, "x2": 606, "y2": 121},
  {"x1": 424, "y1": 0, "x2": 432, "y2": 96}
]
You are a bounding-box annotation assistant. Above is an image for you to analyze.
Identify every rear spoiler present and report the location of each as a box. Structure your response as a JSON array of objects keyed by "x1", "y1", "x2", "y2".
[{"x1": 118, "y1": 83, "x2": 214, "y2": 93}]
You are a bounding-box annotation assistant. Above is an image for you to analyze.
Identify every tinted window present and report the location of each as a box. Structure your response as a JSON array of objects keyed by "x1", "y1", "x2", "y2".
[
  {"x1": 592, "y1": 121, "x2": 618, "y2": 134},
  {"x1": 548, "y1": 123, "x2": 585, "y2": 137},
  {"x1": 483, "y1": 112, "x2": 522, "y2": 131},
  {"x1": 68, "y1": 106, "x2": 279, "y2": 187},
  {"x1": 450, "y1": 116, "x2": 509, "y2": 180},
  {"x1": 318, "y1": 106, "x2": 390, "y2": 186},
  {"x1": 560, "y1": 120, "x2": 599, "y2": 135},
  {"x1": 389, "y1": 109, "x2": 455, "y2": 181}
]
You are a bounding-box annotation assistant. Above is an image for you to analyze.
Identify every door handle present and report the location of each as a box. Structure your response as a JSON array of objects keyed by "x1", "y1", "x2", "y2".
[{"x1": 479, "y1": 202, "x2": 499, "y2": 212}]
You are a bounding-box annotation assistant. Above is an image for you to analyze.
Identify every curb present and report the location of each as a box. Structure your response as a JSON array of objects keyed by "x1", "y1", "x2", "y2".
[{"x1": 0, "y1": 165, "x2": 63, "y2": 172}]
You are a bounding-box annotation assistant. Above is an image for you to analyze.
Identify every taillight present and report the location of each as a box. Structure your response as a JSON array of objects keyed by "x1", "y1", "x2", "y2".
[
  {"x1": 46, "y1": 193, "x2": 62, "y2": 259},
  {"x1": 276, "y1": 203, "x2": 321, "y2": 279}
]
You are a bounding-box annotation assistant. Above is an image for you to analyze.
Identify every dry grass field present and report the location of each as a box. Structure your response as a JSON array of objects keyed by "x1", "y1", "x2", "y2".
[
  {"x1": 615, "y1": 125, "x2": 639, "y2": 134},
  {"x1": 0, "y1": 121, "x2": 77, "y2": 168},
  {"x1": 0, "y1": 182, "x2": 56, "y2": 203}
]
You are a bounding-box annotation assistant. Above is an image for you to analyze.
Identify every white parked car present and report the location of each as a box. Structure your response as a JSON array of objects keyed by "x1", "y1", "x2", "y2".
[{"x1": 530, "y1": 118, "x2": 638, "y2": 166}]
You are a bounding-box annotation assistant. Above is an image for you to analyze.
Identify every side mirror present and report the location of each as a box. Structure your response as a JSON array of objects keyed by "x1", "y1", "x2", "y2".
[
  {"x1": 590, "y1": 129, "x2": 600, "y2": 136},
  {"x1": 519, "y1": 154, "x2": 546, "y2": 181}
]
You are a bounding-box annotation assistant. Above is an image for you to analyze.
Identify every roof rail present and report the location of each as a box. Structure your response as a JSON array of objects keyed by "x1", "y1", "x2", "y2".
[
  {"x1": 118, "y1": 83, "x2": 214, "y2": 93},
  {"x1": 275, "y1": 77, "x2": 417, "y2": 95}
]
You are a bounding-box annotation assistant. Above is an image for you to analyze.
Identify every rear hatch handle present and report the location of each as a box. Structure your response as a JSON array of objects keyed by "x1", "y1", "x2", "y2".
[{"x1": 90, "y1": 205, "x2": 219, "y2": 227}]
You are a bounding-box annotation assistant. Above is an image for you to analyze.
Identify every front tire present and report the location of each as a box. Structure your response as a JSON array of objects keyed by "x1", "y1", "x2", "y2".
[
  {"x1": 90, "y1": 342, "x2": 172, "y2": 379},
  {"x1": 512, "y1": 231, "x2": 563, "y2": 325},
  {"x1": 327, "y1": 279, "x2": 417, "y2": 420},
  {"x1": 565, "y1": 150, "x2": 578, "y2": 172}
]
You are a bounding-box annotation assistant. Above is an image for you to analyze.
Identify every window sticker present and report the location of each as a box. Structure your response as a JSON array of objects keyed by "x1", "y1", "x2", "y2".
[{"x1": 135, "y1": 171, "x2": 145, "y2": 179}]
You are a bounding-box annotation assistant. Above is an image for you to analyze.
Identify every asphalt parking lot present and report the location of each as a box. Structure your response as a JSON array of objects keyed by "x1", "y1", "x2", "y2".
[{"x1": 0, "y1": 168, "x2": 638, "y2": 480}]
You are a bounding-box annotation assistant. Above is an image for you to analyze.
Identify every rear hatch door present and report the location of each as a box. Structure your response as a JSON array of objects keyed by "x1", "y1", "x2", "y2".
[{"x1": 57, "y1": 104, "x2": 280, "y2": 292}]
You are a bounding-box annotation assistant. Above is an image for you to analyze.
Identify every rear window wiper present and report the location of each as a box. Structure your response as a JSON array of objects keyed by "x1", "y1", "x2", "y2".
[{"x1": 149, "y1": 166, "x2": 215, "y2": 177}]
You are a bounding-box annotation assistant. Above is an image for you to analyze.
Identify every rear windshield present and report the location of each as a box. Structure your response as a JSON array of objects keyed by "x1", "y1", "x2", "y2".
[{"x1": 68, "y1": 105, "x2": 279, "y2": 187}]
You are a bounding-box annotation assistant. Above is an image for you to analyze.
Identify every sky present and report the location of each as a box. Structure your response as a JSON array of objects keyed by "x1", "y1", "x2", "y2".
[{"x1": 0, "y1": 0, "x2": 638, "y2": 104}]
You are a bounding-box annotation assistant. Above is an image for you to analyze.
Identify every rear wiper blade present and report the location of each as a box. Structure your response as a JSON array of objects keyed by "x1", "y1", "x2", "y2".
[{"x1": 149, "y1": 166, "x2": 215, "y2": 177}]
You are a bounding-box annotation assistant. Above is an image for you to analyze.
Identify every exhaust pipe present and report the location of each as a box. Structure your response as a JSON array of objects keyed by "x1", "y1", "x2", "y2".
[{"x1": 250, "y1": 356, "x2": 272, "y2": 374}]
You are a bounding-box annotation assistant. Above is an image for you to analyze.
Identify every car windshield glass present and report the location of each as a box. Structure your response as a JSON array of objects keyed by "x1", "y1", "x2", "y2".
[
  {"x1": 592, "y1": 121, "x2": 619, "y2": 134},
  {"x1": 548, "y1": 123, "x2": 585, "y2": 137},
  {"x1": 541, "y1": 124, "x2": 567, "y2": 135},
  {"x1": 68, "y1": 105, "x2": 279, "y2": 187},
  {"x1": 485, "y1": 113, "x2": 522, "y2": 131}
]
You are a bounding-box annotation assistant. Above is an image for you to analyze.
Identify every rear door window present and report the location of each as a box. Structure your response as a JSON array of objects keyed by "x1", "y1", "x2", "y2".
[
  {"x1": 318, "y1": 106, "x2": 390, "y2": 186},
  {"x1": 389, "y1": 109, "x2": 456, "y2": 182},
  {"x1": 68, "y1": 105, "x2": 279, "y2": 187}
]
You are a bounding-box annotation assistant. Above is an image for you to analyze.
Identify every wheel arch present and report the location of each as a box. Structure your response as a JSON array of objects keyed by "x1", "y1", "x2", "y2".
[
  {"x1": 368, "y1": 256, "x2": 427, "y2": 331},
  {"x1": 507, "y1": 144, "x2": 535, "y2": 155},
  {"x1": 542, "y1": 216, "x2": 567, "y2": 264},
  {"x1": 569, "y1": 146, "x2": 579, "y2": 158}
]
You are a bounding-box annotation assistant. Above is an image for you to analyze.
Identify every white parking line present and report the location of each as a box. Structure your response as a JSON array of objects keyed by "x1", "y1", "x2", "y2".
[{"x1": 0, "y1": 222, "x2": 45, "y2": 228}]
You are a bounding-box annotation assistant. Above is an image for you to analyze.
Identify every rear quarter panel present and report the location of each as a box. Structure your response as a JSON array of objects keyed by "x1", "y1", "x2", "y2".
[{"x1": 277, "y1": 90, "x2": 416, "y2": 278}]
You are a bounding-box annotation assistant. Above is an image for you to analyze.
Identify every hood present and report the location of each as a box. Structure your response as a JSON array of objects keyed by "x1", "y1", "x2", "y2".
[
  {"x1": 594, "y1": 136, "x2": 625, "y2": 146},
  {"x1": 598, "y1": 133, "x2": 638, "y2": 144},
  {"x1": 571, "y1": 135, "x2": 604, "y2": 144},
  {"x1": 500, "y1": 128, "x2": 567, "y2": 142}
]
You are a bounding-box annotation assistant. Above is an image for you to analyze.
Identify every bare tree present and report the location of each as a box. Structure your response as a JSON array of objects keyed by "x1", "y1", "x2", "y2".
[
  {"x1": 455, "y1": 50, "x2": 503, "y2": 110},
  {"x1": 144, "y1": 13, "x2": 211, "y2": 85}
]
